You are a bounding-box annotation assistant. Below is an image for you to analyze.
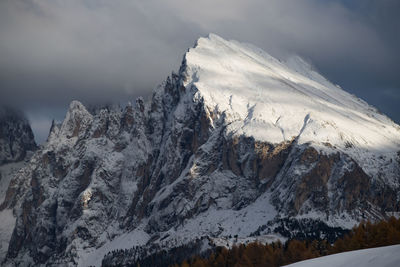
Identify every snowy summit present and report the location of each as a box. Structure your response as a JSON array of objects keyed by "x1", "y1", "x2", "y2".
[
  {"x1": 0, "y1": 34, "x2": 399, "y2": 266},
  {"x1": 184, "y1": 33, "x2": 400, "y2": 183}
]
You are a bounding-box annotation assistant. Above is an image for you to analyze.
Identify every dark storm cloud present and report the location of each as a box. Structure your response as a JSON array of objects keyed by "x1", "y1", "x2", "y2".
[
  {"x1": 0, "y1": 0, "x2": 201, "y2": 108},
  {"x1": 0, "y1": 0, "x2": 399, "y2": 143}
]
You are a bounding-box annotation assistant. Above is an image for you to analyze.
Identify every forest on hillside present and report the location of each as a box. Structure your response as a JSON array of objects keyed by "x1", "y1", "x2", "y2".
[{"x1": 171, "y1": 217, "x2": 400, "y2": 267}]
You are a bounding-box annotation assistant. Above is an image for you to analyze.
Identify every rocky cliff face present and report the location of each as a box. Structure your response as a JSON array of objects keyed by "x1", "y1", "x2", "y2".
[
  {"x1": 1, "y1": 34, "x2": 400, "y2": 266},
  {"x1": 0, "y1": 107, "x2": 36, "y2": 262}
]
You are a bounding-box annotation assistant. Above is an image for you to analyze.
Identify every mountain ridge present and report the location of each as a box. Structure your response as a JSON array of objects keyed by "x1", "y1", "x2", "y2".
[{"x1": 0, "y1": 34, "x2": 399, "y2": 266}]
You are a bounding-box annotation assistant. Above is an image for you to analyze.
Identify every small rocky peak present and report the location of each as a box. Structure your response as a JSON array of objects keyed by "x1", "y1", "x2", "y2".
[
  {"x1": 69, "y1": 100, "x2": 86, "y2": 112},
  {"x1": 178, "y1": 56, "x2": 189, "y2": 82},
  {"x1": 90, "y1": 106, "x2": 121, "y2": 139},
  {"x1": 161, "y1": 74, "x2": 185, "y2": 111},
  {"x1": 135, "y1": 97, "x2": 145, "y2": 113},
  {"x1": 121, "y1": 102, "x2": 134, "y2": 130},
  {"x1": 46, "y1": 119, "x2": 61, "y2": 143},
  {"x1": 59, "y1": 100, "x2": 93, "y2": 139},
  {"x1": 121, "y1": 98, "x2": 146, "y2": 131}
]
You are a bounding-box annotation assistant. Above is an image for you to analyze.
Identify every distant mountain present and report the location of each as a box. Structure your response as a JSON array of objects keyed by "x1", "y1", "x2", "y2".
[
  {"x1": 1, "y1": 34, "x2": 399, "y2": 266},
  {"x1": 0, "y1": 107, "x2": 36, "y2": 165},
  {"x1": 0, "y1": 107, "x2": 36, "y2": 261}
]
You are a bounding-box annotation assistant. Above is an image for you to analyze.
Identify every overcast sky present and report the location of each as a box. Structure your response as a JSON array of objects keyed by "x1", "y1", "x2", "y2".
[{"x1": 0, "y1": 0, "x2": 399, "y2": 143}]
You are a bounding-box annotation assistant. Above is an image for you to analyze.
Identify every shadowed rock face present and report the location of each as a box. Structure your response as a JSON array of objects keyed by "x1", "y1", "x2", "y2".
[
  {"x1": 271, "y1": 145, "x2": 399, "y2": 218},
  {"x1": 0, "y1": 107, "x2": 37, "y2": 263},
  {"x1": 0, "y1": 107, "x2": 37, "y2": 165}
]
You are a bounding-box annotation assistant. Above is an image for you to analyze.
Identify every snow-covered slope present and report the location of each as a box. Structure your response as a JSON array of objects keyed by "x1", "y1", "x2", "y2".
[
  {"x1": 284, "y1": 245, "x2": 400, "y2": 267},
  {"x1": 185, "y1": 34, "x2": 400, "y2": 184},
  {"x1": 1, "y1": 34, "x2": 399, "y2": 266}
]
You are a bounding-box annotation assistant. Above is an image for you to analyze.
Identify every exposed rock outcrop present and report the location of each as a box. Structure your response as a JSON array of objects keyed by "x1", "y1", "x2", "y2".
[{"x1": 1, "y1": 34, "x2": 400, "y2": 266}]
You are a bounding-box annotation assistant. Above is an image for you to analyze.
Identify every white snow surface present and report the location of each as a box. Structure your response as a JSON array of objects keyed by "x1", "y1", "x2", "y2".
[
  {"x1": 78, "y1": 226, "x2": 150, "y2": 267},
  {"x1": 284, "y1": 245, "x2": 400, "y2": 267},
  {"x1": 185, "y1": 33, "x2": 400, "y2": 182}
]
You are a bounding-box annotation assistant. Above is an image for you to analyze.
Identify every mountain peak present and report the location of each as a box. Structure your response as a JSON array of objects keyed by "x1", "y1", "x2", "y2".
[
  {"x1": 59, "y1": 100, "x2": 93, "y2": 139},
  {"x1": 181, "y1": 34, "x2": 400, "y2": 184},
  {"x1": 1, "y1": 34, "x2": 400, "y2": 266},
  {"x1": 184, "y1": 34, "x2": 400, "y2": 148},
  {"x1": 68, "y1": 100, "x2": 87, "y2": 112}
]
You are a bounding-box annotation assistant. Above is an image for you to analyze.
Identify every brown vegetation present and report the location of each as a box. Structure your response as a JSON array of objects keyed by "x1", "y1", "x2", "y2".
[{"x1": 172, "y1": 217, "x2": 400, "y2": 267}]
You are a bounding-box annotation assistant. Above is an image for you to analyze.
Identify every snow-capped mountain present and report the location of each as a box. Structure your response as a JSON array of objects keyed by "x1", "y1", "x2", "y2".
[
  {"x1": 1, "y1": 34, "x2": 399, "y2": 266},
  {"x1": 0, "y1": 107, "x2": 36, "y2": 261}
]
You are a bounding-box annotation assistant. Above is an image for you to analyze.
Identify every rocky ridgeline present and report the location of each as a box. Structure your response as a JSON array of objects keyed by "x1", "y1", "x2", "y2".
[{"x1": 1, "y1": 35, "x2": 399, "y2": 266}]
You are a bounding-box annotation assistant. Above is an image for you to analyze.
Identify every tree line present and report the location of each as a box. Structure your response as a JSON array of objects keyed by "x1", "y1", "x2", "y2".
[{"x1": 172, "y1": 216, "x2": 400, "y2": 267}]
